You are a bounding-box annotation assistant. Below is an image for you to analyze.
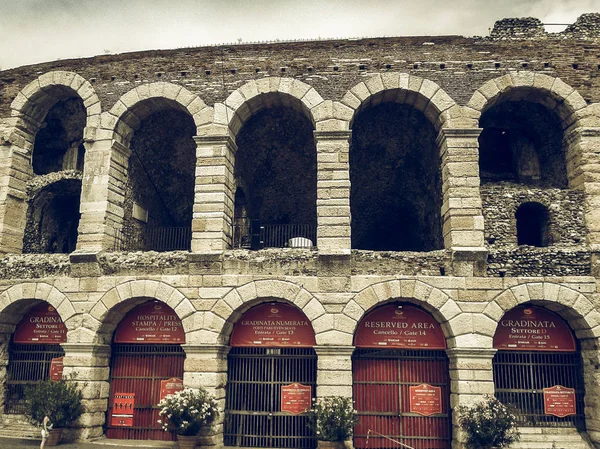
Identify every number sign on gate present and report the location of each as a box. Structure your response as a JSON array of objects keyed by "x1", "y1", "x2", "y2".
[
  {"x1": 160, "y1": 377, "x2": 184, "y2": 401},
  {"x1": 50, "y1": 357, "x2": 64, "y2": 381},
  {"x1": 409, "y1": 383, "x2": 443, "y2": 416},
  {"x1": 281, "y1": 383, "x2": 312, "y2": 415},
  {"x1": 543, "y1": 385, "x2": 576, "y2": 418},
  {"x1": 111, "y1": 392, "x2": 135, "y2": 427}
]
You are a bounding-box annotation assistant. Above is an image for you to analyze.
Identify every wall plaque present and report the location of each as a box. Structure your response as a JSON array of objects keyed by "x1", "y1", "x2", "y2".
[
  {"x1": 494, "y1": 306, "x2": 576, "y2": 352},
  {"x1": 111, "y1": 392, "x2": 135, "y2": 427},
  {"x1": 160, "y1": 377, "x2": 184, "y2": 402},
  {"x1": 543, "y1": 385, "x2": 576, "y2": 418},
  {"x1": 230, "y1": 303, "x2": 316, "y2": 347},
  {"x1": 114, "y1": 302, "x2": 185, "y2": 344},
  {"x1": 13, "y1": 303, "x2": 67, "y2": 344},
  {"x1": 281, "y1": 383, "x2": 312, "y2": 415},
  {"x1": 50, "y1": 357, "x2": 64, "y2": 381},
  {"x1": 354, "y1": 304, "x2": 446, "y2": 349},
  {"x1": 409, "y1": 383, "x2": 443, "y2": 416}
]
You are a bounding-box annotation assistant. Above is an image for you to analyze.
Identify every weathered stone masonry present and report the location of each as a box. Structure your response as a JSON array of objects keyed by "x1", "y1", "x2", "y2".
[{"x1": 1, "y1": 13, "x2": 600, "y2": 449}]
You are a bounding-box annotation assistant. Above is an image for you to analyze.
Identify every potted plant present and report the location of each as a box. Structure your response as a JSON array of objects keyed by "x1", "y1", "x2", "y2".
[
  {"x1": 457, "y1": 395, "x2": 520, "y2": 449},
  {"x1": 157, "y1": 387, "x2": 220, "y2": 449},
  {"x1": 308, "y1": 396, "x2": 358, "y2": 449},
  {"x1": 23, "y1": 377, "x2": 85, "y2": 446}
]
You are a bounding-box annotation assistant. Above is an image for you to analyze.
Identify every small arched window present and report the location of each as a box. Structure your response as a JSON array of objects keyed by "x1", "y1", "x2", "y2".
[{"x1": 515, "y1": 202, "x2": 550, "y2": 247}]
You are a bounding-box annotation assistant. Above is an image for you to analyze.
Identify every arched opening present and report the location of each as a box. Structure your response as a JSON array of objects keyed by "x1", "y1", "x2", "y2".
[
  {"x1": 516, "y1": 202, "x2": 551, "y2": 247},
  {"x1": 233, "y1": 102, "x2": 317, "y2": 249},
  {"x1": 353, "y1": 303, "x2": 451, "y2": 449},
  {"x1": 493, "y1": 305, "x2": 585, "y2": 429},
  {"x1": 479, "y1": 96, "x2": 566, "y2": 187},
  {"x1": 118, "y1": 107, "x2": 196, "y2": 252},
  {"x1": 350, "y1": 103, "x2": 442, "y2": 251},
  {"x1": 4, "y1": 302, "x2": 67, "y2": 415},
  {"x1": 32, "y1": 97, "x2": 86, "y2": 175},
  {"x1": 106, "y1": 301, "x2": 185, "y2": 441},
  {"x1": 224, "y1": 302, "x2": 317, "y2": 448},
  {"x1": 23, "y1": 178, "x2": 82, "y2": 254}
]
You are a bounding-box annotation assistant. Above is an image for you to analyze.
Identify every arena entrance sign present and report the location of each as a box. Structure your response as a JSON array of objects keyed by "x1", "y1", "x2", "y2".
[
  {"x1": 353, "y1": 303, "x2": 451, "y2": 449},
  {"x1": 493, "y1": 305, "x2": 585, "y2": 428},
  {"x1": 107, "y1": 301, "x2": 185, "y2": 441},
  {"x1": 224, "y1": 302, "x2": 317, "y2": 448},
  {"x1": 4, "y1": 302, "x2": 66, "y2": 414}
]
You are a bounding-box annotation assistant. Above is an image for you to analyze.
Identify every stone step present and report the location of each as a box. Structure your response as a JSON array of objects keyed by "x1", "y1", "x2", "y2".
[
  {"x1": 512, "y1": 427, "x2": 593, "y2": 449},
  {"x1": 0, "y1": 415, "x2": 39, "y2": 440}
]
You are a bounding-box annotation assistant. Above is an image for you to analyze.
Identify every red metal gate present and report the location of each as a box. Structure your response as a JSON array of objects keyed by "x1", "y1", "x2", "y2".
[
  {"x1": 106, "y1": 344, "x2": 185, "y2": 441},
  {"x1": 353, "y1": 349, "x2": 451, "y2": 449}
]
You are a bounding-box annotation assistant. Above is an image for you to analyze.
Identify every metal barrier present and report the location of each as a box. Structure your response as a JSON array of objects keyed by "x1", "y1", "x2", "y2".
[
  {"x1": 113, "y1": 227, "x2": 191, "y2": 252},
  {"x1": 233, "y1": 221, "x2": 317, "y2": 249}
]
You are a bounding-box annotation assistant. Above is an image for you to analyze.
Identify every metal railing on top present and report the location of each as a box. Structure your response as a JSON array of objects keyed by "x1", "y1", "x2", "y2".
[
  {"x1": 113, "y1": 227, "x2": 191, "y2": 252},
  {"x1": 232, "y1": 220, "x2": 316, "y2": 249}
]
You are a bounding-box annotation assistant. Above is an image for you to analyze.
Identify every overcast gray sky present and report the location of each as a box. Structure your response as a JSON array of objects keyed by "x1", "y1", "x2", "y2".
[{"x1": 0, "y1": 0, "x2": 597, "y2": 70}]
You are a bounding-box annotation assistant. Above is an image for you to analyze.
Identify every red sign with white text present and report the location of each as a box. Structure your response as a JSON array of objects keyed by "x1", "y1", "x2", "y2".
[
  {"x1": 160, "y1": 377, "x2": 184, "y2": 402},
  {"x1": 113, "y1": 302, "x2": 185, "y2": 344},
  {"x1": 13, "y1": 303, "x2": 67, "y2": 344},
  {"x1": 230, "y1": 303, "x2": 316, "y2": 347},
  {"x1": 281, "y1": 383, "x2": 312, "y2": 415},
  {"x1": 493, "y1": 306, "x2": 576, "y2": 352},
  {"x1": 543, "y1": 385, "x2": 576, "y2": 418},
  {"x1": 111, "y1": 392, "x2": 135, "y2": 427},
  {"x1": 50, "y1": 357, "x2": 64, "y2": 381},
  {"x1": 354, "y1": 304, "x2": 446, "y2": 349},
  {"x1": 409, "y1": 384, "x2": 443, "y2": 416}
]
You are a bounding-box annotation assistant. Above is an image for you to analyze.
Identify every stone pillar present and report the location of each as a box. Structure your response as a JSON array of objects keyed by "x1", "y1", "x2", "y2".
[
  {"x1": 0, "y1": 127, "x2": 34, "y2": 254},
  {"x1": 61, "y1": 343, "x2": 111, "y2": 442},
  {"x1": 0, "y1": 334, "x2": 10, "y2": 414},
  {"x1": 446, "y1": 348, "x2": 496, "y2": 449},
  {"x1": 437, "y1": 128, "x2": 487, "y2": 276},
  {"x1": 580, "y1": 338, "x2": 600, "y2": 446},
  {"x1": 76, "y1": 139, "x2": 131, "y2": 252},
  {"x1": 192, "y1": 134, "x2": 236, "y2": 253},
  {"x1": 315, "y1": 131, "x2": 351, "y2": 255},
  {"x1": 314, "y1": 346, "x2": 354, "y2": 398},
  {"x1": 182, "y1": 344, "x2": 230, "y2": 448}
]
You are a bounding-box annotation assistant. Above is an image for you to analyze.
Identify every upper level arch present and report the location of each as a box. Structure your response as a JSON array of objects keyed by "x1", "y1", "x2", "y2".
[
  {"x1": 9, "y1": 71, "x2": 101, "y2": 150},
  {"x1": 223, "y1": 77, "x2": 324, "y2": 137},
  {"x1": 103, "y1": 82, "x2": 210, "y2": 146},
  {"x1": 341, "y1": 74, "x2": 459, "y2": 131}
]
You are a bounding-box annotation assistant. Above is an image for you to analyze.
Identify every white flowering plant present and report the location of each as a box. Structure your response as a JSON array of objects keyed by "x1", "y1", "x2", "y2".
[
  {"x1": 457, "y1": 395, "x2": 520, "y2": 449},
  {"x1": 157, "y1": 387, "x2": 219, "y2": 436},
  {"x1": 308, "y1": 396, "x2": 358, "y2": 442}
]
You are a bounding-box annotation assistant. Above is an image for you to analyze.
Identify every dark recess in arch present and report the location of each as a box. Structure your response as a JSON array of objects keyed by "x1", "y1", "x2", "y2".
[{"x1": 516, "y1": 202, "x2": 551, "y2": 247}]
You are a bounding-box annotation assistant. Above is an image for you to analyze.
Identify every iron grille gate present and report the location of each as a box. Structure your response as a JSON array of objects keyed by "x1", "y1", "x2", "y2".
[
  {"x1": 353, "y1": 349, "x2": 451, "y2": 449},
  {"x1": 493, "y1": 350, "x2": 585, "y2": 429},
  {"x1": 4, "y1": 343, "x2": 64, "y2": 414},
  {"x1": 107, "y1": 344, "x2": 185, "y2": 441},
  {"x1": 224, "y1": 347, "x2": 317, "y2": 448}
]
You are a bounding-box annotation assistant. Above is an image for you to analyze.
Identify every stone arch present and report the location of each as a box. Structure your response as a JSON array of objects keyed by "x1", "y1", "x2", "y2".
[
  {"x1": 86, "y1": 280, "x2": 194, "y2": 344},
  {"x1": 341, "y1": 73, "x2": 460, "y2": 131},
  {"x1": 8, "y1": 71, "x2": 101, "y2": 150},
  {"x1": 468, "y1": 72, "x2": 587, "y2": 132},
  {"x1": 222, "y1": 77, "x2": 324, "y2": 137},
  {"x1": 0, "y1": 282, "x2": 76, "y2": 334},
  {"x1": 345, "y1": 279, "x2": 467, "y2": 348},
  {"x1": 484, "y1": 282, "x2": 600, "y2": 341},
  {"x1": 103, "y1": 82, "x2": 210, "y2": 146},
  {"x1": 206, "y1": 280, "x2": 320, "y2": 346}
]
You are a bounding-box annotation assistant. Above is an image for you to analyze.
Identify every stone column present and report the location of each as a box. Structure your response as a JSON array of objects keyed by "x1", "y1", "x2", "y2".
[
  {"x1": 0, "y1": 334, "x2": 10, "y2": 414},
  {"x1": 182, "y1": 344, "x2": 230, "y2": 448},
  {"x1": 0, "y1": 125, "x2": 34, "y2": 254},
  {"x1": 192, "y1": 134, "x2": 236, "y2": 253},
  {"x1": 76, "y1": 139, "x2": 131, "y2": 252},
  {"x1": 315, "y1": 131, "x2": 351, "y2": 255},
  {"x1": 446, "y1": 348, "x2": 496, "y2": 449},
  {"x1": 580, "y1": 338, "x2": 600, "y2": 446},
  {"x1": 437, "y1": 128, "x2": 487, "y2": 276},
  {"x1": 61, "y1": 343, "x2": 111, "y2": 442},
  {"x1": 314, "y1": 346, "x2": 354, "y2": 398}
]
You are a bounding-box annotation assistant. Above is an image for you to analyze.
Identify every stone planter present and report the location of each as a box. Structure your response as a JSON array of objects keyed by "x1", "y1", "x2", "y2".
[
  {"x1": 177, "y1": 434, "x2": 197, "y2": 449},
  {"x1": 317, "y1": 440, "x2": 348, "y2": 449},
  {"x1": 45, "y1": 428, "x2": 63, "y2": 446}
]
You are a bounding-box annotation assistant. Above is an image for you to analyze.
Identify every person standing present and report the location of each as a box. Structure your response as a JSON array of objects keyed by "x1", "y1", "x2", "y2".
[{"x1": 40, "y1": 415, "x2": 51, "y2": 449}]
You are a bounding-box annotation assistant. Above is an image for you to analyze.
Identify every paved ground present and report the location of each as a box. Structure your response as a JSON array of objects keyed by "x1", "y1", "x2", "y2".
[{"x1": 0, "y1": 437, "x2": 177, "y2": 448}]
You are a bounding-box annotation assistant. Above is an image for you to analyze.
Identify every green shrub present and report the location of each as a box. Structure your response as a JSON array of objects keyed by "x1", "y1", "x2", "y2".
[
  {"x1": 457, "y1": 395, "x2": 520, "y2": 449},
  {"x1": 308, "y1": 396, "x2": 358, "y2": 442},
  {"x1": 24, "y1": 377, "x2": 84, "y2": 428}
]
